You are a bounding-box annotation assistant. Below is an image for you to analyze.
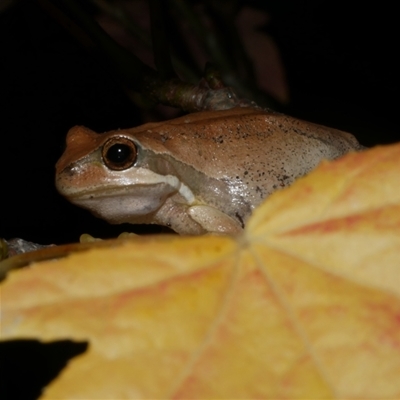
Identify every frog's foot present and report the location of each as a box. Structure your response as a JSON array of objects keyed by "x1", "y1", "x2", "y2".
[{"x1": 188, "y1": 205, "x2": 243, "y2": 235}]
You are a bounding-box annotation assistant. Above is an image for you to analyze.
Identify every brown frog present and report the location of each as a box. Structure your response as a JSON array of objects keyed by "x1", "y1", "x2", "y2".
[{"x1": 56, "y1": 107, "x2": 363, "y2": 235}]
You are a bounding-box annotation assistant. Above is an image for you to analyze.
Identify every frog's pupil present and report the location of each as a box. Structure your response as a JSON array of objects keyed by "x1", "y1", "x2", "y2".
[{"x1": 107, "y1": 144, "x2": 132, "y2": 164}]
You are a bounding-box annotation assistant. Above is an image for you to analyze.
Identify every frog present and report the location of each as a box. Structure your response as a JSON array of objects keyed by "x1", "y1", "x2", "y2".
[{"x1": 56, "y1": 106, "x2": 363, "y2": 235}]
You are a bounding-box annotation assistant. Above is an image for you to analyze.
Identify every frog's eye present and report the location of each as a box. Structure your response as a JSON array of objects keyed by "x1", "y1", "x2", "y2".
[{"x1": 102, "y1": 137, "x2": 138, "y2": 170}]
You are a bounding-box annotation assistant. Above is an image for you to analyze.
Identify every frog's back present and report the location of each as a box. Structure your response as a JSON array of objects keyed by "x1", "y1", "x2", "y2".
[{"x1": 130, "y1": 107, "x2": 362, "y2": 224}]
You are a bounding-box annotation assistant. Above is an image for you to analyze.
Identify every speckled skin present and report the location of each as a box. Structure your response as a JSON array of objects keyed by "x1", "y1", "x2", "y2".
[{"x1": 56, "y1": 107, "x2": 363, "y2": 234}]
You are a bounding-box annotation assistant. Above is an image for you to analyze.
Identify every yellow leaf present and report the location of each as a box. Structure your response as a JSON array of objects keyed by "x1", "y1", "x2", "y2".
[{"x1": 2, "y1": 143, "x2": 400, "y2": 399}]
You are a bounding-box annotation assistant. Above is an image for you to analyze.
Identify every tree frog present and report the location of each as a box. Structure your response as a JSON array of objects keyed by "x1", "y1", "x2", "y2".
[{"x1": 56, "y1": 107, "x2": 363, "y2": 235}]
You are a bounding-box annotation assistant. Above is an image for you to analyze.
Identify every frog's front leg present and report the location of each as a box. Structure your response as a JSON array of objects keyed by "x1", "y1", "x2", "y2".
[
  {"x1": 153, "y1": 200, "x2": 242, "y2": 235},
  {"x1": 188, "y1": 205, "x2": 243, "y2": 235}
]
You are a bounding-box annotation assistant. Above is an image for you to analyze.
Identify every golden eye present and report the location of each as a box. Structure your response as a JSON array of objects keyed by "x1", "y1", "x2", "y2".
[{"x1": 102, "y1": 137, "x2": 138, "y2": 171}]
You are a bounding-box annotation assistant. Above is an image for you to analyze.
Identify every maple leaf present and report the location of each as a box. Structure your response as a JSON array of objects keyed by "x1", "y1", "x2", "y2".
[{"x1": 1, "y1": 143, "x2": 400, "y2": 399}]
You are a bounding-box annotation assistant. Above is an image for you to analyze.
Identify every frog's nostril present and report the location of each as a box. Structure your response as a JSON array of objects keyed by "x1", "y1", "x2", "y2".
[{"x1": 58, "y1": 165, "x2": 77, "y2": 177}]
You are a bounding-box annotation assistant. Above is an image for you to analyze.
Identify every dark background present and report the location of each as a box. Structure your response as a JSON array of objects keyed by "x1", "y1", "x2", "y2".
[{"x1": 1, "y1": 0, "x2": 398, "y2": 245}]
